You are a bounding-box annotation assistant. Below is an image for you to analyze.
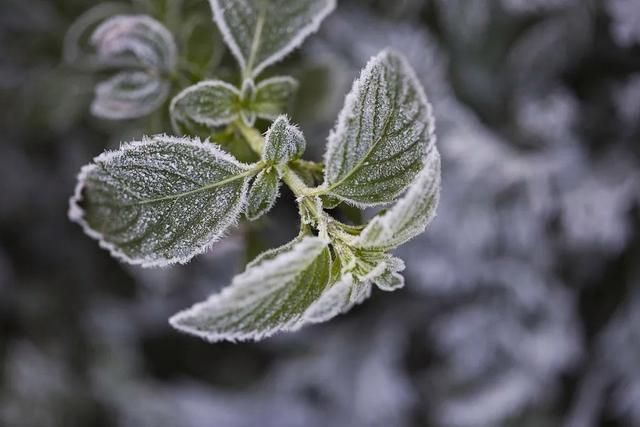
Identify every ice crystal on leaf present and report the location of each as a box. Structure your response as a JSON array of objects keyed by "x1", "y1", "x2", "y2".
[
  {"x1": 245, "y1": 167, "x2": 280, "y2": 221},
  {"x1": 170, "y1": 80, "x2": 241, "y2": 130},
  {"x1": 69, "y1": 135, "x2": 253, "y2": 267},
  {"x1": 262, "y1": 115, "x2": 306, "y2": 164}
]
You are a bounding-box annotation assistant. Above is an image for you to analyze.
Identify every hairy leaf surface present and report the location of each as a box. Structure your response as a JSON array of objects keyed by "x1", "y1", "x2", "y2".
[
  {"x1": 170, "y1": 80, "x2": 240, "y2": 129},
  {"x1": 69, "y1": 135, "x2": 252, "y2": 267},
  {"x1": 323, "y1": 49, "x2": 436, "y2": 207},
  {"x1": 263, "y1": 115, "x2": 306, "y2": 164},
  {"x1": 353, "y1": 149, "x2": 441, "y2": 251},
  {"x1": 209, "y1": 0, "x2": 336, "y2": 77},
  {"x1": 170, "y1": 237, "x2": 332, "y2": 341}
]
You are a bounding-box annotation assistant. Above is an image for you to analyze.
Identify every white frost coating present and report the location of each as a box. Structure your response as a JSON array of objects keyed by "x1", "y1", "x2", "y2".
[
  {"x1": 170, "y1": 80, "x2": 241, "y2": 130},
  {"x1": 209, "y1": 0, "x2": 336, "y2": 77},
  {"x1": 169, "y1": 237, "x2": 332, "y2": 342},
  {"x1": 254, "y1": 76, "x2": 299, "y2": 120},
  {"x1": 353, "y1": 149, "x2": 441, "y2": 251},
  {"x1": 91, "y1": 71, "x2": 169, "y2": 120},
  {"x1": 69, "y1": 135, "x2": 253, "y2": 268},
  {"x1": 300, "y1": 273, "x2": 353, "y2": 325},
  {"x1": 322, "y1": 49, "x2": 437, "y2": 207},
  {"x1": 91, "y1": 14, "x2": 177, "y2": 71}
]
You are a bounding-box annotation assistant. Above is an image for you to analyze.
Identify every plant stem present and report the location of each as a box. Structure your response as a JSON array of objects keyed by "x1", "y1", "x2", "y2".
[{"x1": 235, "y1": 119, "x2": 264, "y2": 154}]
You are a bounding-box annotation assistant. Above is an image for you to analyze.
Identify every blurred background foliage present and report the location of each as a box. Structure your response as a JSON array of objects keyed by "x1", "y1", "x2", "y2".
[{"x1": 1, "y1": 0, "x2": 640, "y2": 426}]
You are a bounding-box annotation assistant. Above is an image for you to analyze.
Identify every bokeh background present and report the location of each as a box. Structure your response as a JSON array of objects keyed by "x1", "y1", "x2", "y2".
[{"x1": 1, "y1": 0, "x2": 640, "y2": 426}]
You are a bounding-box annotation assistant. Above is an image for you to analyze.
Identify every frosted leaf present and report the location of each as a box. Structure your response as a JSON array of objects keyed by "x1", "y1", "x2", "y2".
[
  {"x1": 322, "y1": 49, "x2": 436, "y2": 207},
  {"x1": 353, "y1": 149, "x2": 441, "y2": 251},
  {"x1": 253, "y1": 76, "x2": 299, "y2": 120},
  {"x1": 91, "y1": 71, "x2": 169, "y2": 120},
  {"x1": 263, "y1": 115, "x2": 306, "y2": 164},
  {"x1": 209, "y1": 0, "x2": 336, "y2": 77},
  {"x1": 91, "y1": 14, "x2": 177, "y2": 71},
  {"x1": 169, "y1": 237, "x2": 332, "y2": 341},
  {"x1": 69, "y1": 135, "x2": 253, "y2": 267},
  {"x1": 170, "y1": 80, "x2": 240, "y2": 130},
  {"x1": 245, "y1": 167, "x2": 280, "y2": 220}
]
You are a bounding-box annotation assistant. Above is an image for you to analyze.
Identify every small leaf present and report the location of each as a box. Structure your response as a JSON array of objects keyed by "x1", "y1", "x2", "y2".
[
  {"x1": 91, "y1": 71, "x2": 169, "y2": 120},
  {"x1": 353, "y1": 149, "x2": 441, "y2": 251},
  {"x1": 322, "y1": 49, "x2": 436, "y2": 207},
  {"x1": 209, "y1": 0, "x2": 336, "y2": 77},
  {"x1": 170, "y1": 80, "x2": 240, "y2": 130},
  {"x1": 170, "y1": 236, "x2": 332, "y2": 341},
  {"x1": 91, "y1": 14, "x2": 177, "y2": 71},
  {"x1": 263, "y1": 115, "x2": 306, "y2": 164},
  {"x1": 69, "y1": 135, "x2": 253, "y2": 267},
  {"x1": 245, "y1": 167, "x2": 280, "y2": 220},
  {"x1": 253, "y1": 76, "x2": 299, "y2": 120}
]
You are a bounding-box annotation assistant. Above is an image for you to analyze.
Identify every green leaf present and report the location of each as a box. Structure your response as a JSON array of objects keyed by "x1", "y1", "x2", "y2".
[
  {"x1": 170, "y1": 80, "x2": 240, "y2": 130},
  {"x1": 252, "y1": 76, "x2": 299, "y2": 120},
  {"x1": 322, "y1": 49, "x2": 436, "y2": 207},
  {"x1": 91, "y1": 14, "x2": 177, "y2": 71},
  {"x1": 209, "y1": 0, "x2": 336, "y2": 77},
  {"x1": 92, "y1": 71, "x2": 169, "y2": 120},
  {"x1": 245, "y1": 167, "x2": 280, "y2": 220},
  {"x1": 263, "y1": 115, "x2": 306, "y2": 164},
  {"x1": 170, "y1": 236, "x2": 332, "y2": 341},
  {"x1": 69, "y1": 135, "x2": 254, "y2": 267},
  {"x1": 353, "y1": 149, "x2": 441, "y2": 251}
]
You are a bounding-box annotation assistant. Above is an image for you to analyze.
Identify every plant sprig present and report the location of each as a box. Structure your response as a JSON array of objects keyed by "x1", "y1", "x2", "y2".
[{"x1": 68, "y1": 0, "x2": 441, "y2": 342}]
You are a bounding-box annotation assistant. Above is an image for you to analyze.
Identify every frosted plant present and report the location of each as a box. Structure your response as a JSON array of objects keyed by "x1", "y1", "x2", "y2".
[{"x1": 69, "y1": 1, "x2": 441, "y2": 342}]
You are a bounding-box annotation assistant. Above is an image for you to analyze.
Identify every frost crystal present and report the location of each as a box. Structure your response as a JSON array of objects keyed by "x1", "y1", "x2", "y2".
[
  {"x1": 209, "y1": 0, "x2": 336, "y2": 77},
  {"x1": 323, "y1": 50, "x2": 436, "y2": 207},
  {"x1": 69, "y1": 135, "x2": 252, "y2": 267},
  {"x1": 169, "y1": 237, "x2": 332, "y2": 341}
]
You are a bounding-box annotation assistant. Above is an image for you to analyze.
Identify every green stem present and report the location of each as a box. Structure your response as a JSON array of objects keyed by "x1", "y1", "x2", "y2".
[{"x1": 235, "y1": 119, "x2": 264, "y2": 154}]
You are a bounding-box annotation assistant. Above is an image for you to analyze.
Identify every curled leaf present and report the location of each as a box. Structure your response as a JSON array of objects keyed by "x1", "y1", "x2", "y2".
[
  {"x1": 170, "y1": 236, "x2": 332, "y2": 341},
  {"x1": 91, "y1": 14, "x2": 177, "y2": 71},
  {"x1": 322, "y1": 49, "x2": 436, "y2": 207},
  {"x1": 69, "y1": 135, "x2": 253, "y2": 267},
  {"x1": 91, "y1": 71, "x2": 169, "y2": 120}
]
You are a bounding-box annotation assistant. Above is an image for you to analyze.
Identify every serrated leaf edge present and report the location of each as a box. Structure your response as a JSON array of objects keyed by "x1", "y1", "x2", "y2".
[{"x1": 68, "y1": 134, "x2": 252, "y2": 268}]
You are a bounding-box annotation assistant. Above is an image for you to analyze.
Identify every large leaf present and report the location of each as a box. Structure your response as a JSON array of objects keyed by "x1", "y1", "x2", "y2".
[
  {"x1": 91, "y1": 71, "x2": 169, "y2": 120},
  {"x1": 69, "y1": 135, "x2": 253, "y2": 267},
  {"x1": 91, "y1": 14, "x2": 177, "y2": 71},
  {"x1": 353, "y1": 149, "x2": 441, "y2": 251},
  {"x1": 170, "y1": 236, "x2": 332, "y2": 341},
  {"x1": 322, "y1": 49, "x2": 436, "y2": 207},
  {"x1": 209, "y1": 0, "x2": 336, "y2": 77},
  {"x1": 170, "y1": 80, "x2": 240, "y2": 130}
]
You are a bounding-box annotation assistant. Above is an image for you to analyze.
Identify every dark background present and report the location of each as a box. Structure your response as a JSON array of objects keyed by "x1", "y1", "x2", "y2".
[{"x1": 1, "y1": 0, "x2": 640, "y2": 426}]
